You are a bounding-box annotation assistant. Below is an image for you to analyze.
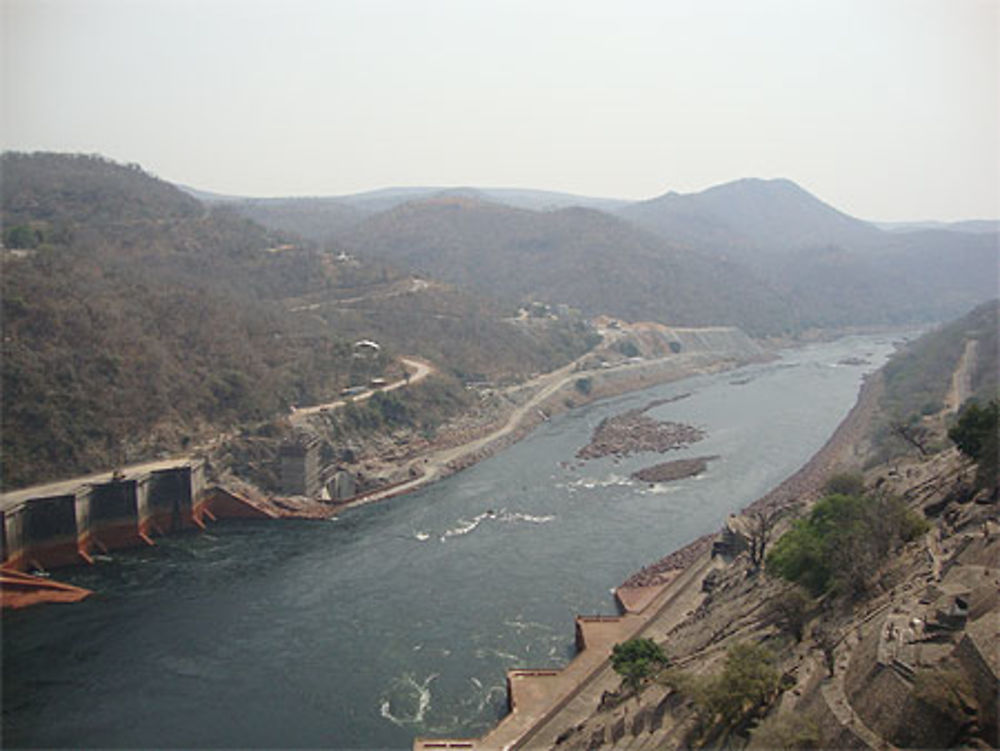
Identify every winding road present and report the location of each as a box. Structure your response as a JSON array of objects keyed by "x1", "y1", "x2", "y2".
[{"x1": 289, "y1": 357, "x2": 435, "y2": 422}]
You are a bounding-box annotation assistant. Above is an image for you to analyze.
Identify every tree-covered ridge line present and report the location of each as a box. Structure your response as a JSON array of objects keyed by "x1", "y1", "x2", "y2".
[
  {"x1": 0, "y1": 153, "x2": 598, "y2": 489},
  {"x1": 866, "y1": 299, "x2": 999, "y2": 465},
  {"x1": 238, "y1": 175, "x2": 998, "y2": 336}
]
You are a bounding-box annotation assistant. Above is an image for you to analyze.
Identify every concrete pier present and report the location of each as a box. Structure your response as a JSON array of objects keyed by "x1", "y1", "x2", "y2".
[
  {"x1": 87, "y1": 476, "x2": 151, "y2": 553},
  {"x1": 22, "y1": 491, "x2": 87, "y2": 569},
  {"x1": 148, "y1": 465, "x2": 205, "y2": 533}
]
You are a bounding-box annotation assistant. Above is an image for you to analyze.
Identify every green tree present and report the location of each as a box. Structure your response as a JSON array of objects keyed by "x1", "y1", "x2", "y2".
[
  {"x1": 4, "y1": 224, "x2": 40, "y2": 248},
  {"x1": 767, "y1": 491, "x2": 927, "y2": 596},
  {"x1": 949, "y1": 399, "x2": 999, "y2": 489},
  {"x1": 611, "y1": 637, "x2": 669, "y2": 692},
  {"x1": 825, "y1": 471, "x2": 865, "y2": 497}
]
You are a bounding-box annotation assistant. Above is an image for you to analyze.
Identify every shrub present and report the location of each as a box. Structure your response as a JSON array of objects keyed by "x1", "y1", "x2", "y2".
[
  {"x1": 769, "y1": 586, "x2": 811, "y2": 642},
  {"x1": 616, "y1": 339, "x2": 640, "y2": 358},
  {"x1": 767, "y1": 491, "x2": 928, "y2": 597},
  {"x1": 692, "y1": 643, "x2": 782, "y2": 733},
  {"x1": 751, "y1": 712, "x2": 824, "y2": 749},
  {"x1": 949, "y1": 399, "x2": 999, "y2": 489},
  {"x1": 611, "y1": 638, "x2": 669, "y2": 692},
  {"x1": 825, "y1": 471, "x2": 865, "y2": 497}
]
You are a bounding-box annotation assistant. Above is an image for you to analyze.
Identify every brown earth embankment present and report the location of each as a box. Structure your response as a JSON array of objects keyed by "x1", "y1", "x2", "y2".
[{"x1": 621, "y1": 371, "x2": 883, "y2": 589}]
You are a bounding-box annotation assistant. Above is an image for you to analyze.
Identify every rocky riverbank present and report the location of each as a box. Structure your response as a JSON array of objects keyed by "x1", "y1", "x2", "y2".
[
  {"x1": 616, "y1": 370, "x2": 885, "y2": 593},
  {"x1": 619, "y1": 532, "x2": 716, "y2": 588}
]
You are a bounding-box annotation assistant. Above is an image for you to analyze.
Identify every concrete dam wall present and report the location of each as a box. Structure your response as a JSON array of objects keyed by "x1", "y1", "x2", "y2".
[{"x1": 0, "y1": 459, "x2": 254, "y2": 573}]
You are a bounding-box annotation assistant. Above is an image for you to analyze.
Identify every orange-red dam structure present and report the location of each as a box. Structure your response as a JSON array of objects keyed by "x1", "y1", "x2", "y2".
[{"x1": 1, "y1": 459, "x2": 273, "y2": 608}]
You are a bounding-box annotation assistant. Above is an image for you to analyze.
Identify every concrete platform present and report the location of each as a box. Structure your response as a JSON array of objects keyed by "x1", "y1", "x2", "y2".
[{"x1": 414, "y1": 550, "x2": 718, "y2": 750}]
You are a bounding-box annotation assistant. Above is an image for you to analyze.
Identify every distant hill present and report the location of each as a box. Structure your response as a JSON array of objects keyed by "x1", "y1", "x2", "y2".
[
  {"x1": 4, "y1": 152, "x2": 202, "y2": 225},
  {"x1": 204, "y1": 186, "x2": 631, "y2": 244},
  {"x1": 229, "y1": 176, "x2": 996, "y2": 335},
  {"x1": 334, "y1": 196, "x2": 802, "y2": 335},
  {"x1": 615, "y1": 178, "x2": 997, "y2": 327},
  {"x1": 617, "y1": 177, "x2": 882, "y2": 256},
  {"x1": 874, "y1": 219, "x2": 1000, "y2": 235}
]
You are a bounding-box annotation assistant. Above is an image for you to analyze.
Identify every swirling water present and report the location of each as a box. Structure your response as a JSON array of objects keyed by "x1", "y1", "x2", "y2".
[{"x1": 2, "y1": 335, "x2": 901, "y2": 749}]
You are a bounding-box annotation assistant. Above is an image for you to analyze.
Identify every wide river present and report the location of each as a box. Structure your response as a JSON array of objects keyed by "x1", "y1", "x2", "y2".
[{"x1": 3, "y1": 335, "x2": 902, "y2": 749}]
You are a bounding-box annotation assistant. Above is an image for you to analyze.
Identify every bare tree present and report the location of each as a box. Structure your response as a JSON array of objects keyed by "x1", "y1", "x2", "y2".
[
  {"x1": 890, "y1": 421, "x2": 931, "y2": 457},
  {"x1": 747, "y1": 504, "x2": 790, "y2": 571}
]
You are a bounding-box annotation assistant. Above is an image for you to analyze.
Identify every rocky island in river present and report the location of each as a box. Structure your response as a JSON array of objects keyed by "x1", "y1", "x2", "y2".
[{"x1": 576, "y1": 396, "x2": 703, "y2": 460}]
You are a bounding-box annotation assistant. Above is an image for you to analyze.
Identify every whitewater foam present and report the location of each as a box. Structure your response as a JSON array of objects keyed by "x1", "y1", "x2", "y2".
[
  {"x1": 379, "y1": 672, "x2": 438, "y2": 727},
  {"x1": 439, "y1": 508, "x2": 554, "y2": 541}
]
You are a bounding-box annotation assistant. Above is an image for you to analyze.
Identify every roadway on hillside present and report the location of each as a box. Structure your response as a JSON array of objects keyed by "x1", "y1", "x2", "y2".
[
  {"x1": 340, "y1": 355, "x2": 591, "y2": 506},
  {"x1": 945, "y1": 339, "x2": 978, "y2": 412},
  {"x1": 340, "y1": 341, "x2": 713, "y2": 508},
  {"x1": 290, "y1": 357, "x2": 435, "y2": 422}
]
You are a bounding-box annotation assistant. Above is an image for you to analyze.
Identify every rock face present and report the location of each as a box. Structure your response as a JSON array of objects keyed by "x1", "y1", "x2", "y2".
[
  {"x1": 577, "y1": 398, "x2": 705, "y2": 460},
  {"x1": 632, "y1": 456, "x2": 718, "y2": 484}
]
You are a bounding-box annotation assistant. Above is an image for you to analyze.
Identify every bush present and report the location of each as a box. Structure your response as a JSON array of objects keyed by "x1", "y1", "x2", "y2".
[
  {"x1": 616, "y1": 339, "x2": 640, "y2": 358},
  {"x1": 769, "y1": 586, "x2": 811, "y2": 642},
  {"x1": 611, "y1": 638, "x2": 669, "y2": 692},
  {"x1": 767, "y1": 491, "x2": 928, "y2": 597},
  {"x1": 692, "y1": 643, "x2": 782, "y2": 733},
  {"x1": 825, "y1": 471, "x2": 865, "y2": 497},
  {"x1": 949, "y1": 399, "x2": 999, "y2": 489},
  {"x1": 751, "y1": 712, "x2": 824, "y2": 749}
]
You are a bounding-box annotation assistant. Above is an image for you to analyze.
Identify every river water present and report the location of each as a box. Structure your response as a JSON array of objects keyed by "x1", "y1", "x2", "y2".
[{"x1": 2, "y1": 335, "x2": 901, "y2": 749}]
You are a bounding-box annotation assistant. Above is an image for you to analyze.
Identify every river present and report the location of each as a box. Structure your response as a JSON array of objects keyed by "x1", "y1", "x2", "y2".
[{"x1": 2, "y1": 335, "x2": 902, "y2": 749}]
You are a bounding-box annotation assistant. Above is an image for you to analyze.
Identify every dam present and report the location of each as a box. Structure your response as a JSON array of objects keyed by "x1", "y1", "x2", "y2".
[{"x1": 0, "y1": 458, "x2": 277, "y2": 575}]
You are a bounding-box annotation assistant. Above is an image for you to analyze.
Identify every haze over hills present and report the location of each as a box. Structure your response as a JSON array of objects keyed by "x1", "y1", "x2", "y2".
[
  {"x1": 874, "y1": 219, "x2": 1000, "y2": 234},
  {"x1": 617, "y1": 177, "x2": 884, "y2": 255},
  {"x1": 201, "y1": 185, "x2": 632, "y2": 244},
  {"x1": 334, "y1": 196, "x2": 801, "y2": 334},
  {"x1": 227, "y1": 175, "x2": 997, "y2": 333}
]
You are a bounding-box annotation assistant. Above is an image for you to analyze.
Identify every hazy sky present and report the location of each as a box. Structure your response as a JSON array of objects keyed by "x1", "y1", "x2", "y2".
[{"x1": 2, "y1": 0, "x2": 998, "y2": 220}]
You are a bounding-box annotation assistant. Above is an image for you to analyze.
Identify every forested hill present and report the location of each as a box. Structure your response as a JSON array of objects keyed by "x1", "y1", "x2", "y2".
[
  {"x1": 238, "y1": 180, "x2": 997, "y2": 335},
  {"x1": 615, "y1": 178, "x2": 998, "y2": 328},
  {"x1": 618, "y1": 177, "x2": 882, "y2": 254},
  {"x1": 0, "y1": 153, "x2": 597, "y2": 488},
  {"x1": 334, "y1": 196, "x2": 802, "y2": 335},
  {"x1": 3, "y1": 152, "x2": 202, "y2": 225}
]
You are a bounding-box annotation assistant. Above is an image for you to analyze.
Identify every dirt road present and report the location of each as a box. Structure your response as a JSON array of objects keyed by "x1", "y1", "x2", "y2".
[{"x1": 290, "y1": 357, "x2": 434, "y2": 422}]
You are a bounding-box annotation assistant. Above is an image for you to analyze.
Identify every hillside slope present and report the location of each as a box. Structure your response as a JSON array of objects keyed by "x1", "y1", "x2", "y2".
[
  {"x1": 240, "y1": 177, "x2": 997, "y2": 334},
  {"x1": 334, "y1": 197, "x2": 801, "y2": 335},
  {"x1": 617, "y1": 178, "x2": 998, "y2": 327},
  {"x1": 0, "y1": 154, "x2": 598, "y2": 488},
  {"x1": 619, "y1": 177, "x2": 882, "y2": 254}
]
